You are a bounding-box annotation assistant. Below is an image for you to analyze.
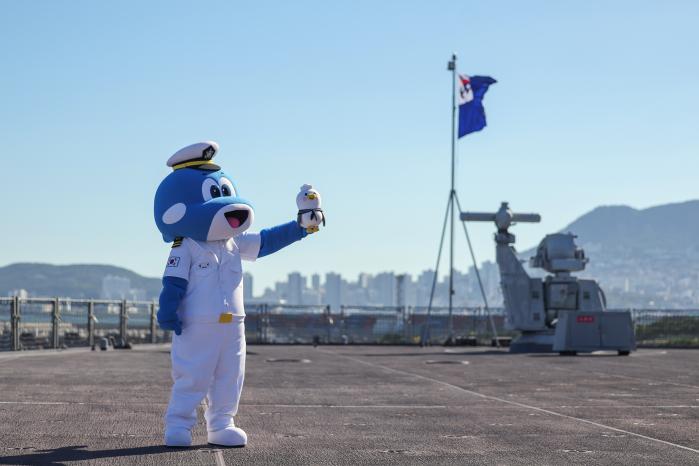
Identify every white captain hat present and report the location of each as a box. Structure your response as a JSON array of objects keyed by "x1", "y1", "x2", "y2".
[{"x1": 166, "y1": 141, "x2": 220, "y2": 171}]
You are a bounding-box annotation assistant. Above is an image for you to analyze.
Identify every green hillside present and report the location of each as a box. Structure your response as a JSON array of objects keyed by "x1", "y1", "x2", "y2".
[{"x1": 0, "y1": 263, "x2": 161, "y2": 300}]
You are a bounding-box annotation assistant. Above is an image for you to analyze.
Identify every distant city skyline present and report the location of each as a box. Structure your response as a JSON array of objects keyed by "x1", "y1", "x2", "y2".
[
  {"x1": 7, "y1": 254, "x2": 699, "y2": 309},
  {"x1": 246, "y1": 263, "x2": 503, "y2": 310},
  {"x1": 89, "y1": 261, "x2": 504, "y2": 309}
]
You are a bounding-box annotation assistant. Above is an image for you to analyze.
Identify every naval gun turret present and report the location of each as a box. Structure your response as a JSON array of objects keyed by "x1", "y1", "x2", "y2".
[{"x1": 462, "y1": 202, "x2": 635, "y2": 355}]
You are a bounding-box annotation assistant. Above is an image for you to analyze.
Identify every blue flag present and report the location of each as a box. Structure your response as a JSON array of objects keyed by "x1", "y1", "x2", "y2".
[{"x1": 458, "y1": 75, "x2": 496, "y2": 138}]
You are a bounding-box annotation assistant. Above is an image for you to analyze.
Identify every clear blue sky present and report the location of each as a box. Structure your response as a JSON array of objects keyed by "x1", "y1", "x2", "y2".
[{"x1": 1, "y1": 1, "x2": 697, "y2": 291}]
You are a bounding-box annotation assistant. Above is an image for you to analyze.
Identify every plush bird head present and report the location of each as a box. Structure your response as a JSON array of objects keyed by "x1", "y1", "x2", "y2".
[{"x1": 296, "y1": 184, "x2": 321, "y2": 210}]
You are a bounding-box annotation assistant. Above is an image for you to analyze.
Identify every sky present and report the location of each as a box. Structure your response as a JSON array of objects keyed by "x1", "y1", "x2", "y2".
[{"x1": 1, "y1": 1, "x2": 698, "y2": 292}]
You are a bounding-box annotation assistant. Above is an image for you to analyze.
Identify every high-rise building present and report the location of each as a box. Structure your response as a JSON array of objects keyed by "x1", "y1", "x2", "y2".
[
  {"x1": 402, "y1": 274, "x2": 417, "y2": 306},
  {"x1": 287, "y1": 272, "x2": 305, "y2": 305},
  {"x1": 274, "y1": 281, "x2": 287, "y2": 302},
  {"x1": 311, "y1": 274, "x2": 321, "y2": 291},
  {"x1": 416, "y1": 270, "x2": 435, "y2": 306},
  {"x1": 395, "y1": 274, "x2": 406, "y2": 307},
  {"x1": 480, "y1": 261, "x2": 501, "y2": 303},
  {"x1": 372, "y1": 272, "x2": 396, "y2": 306},
  {"x1": 243, "y1": 272, "x2": 254, "y2": 301},
  {"x1": 324, "y1": 272, "x2": 342, "y2": 311}
]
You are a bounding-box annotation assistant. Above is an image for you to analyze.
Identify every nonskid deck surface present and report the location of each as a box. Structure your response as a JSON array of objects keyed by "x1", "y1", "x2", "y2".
[{"x1": 0, "y1": 345, "x2": 697, "y2": 465}]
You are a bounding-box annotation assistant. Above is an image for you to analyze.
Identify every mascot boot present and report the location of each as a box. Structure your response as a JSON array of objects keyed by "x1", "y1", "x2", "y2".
[{"x1": 154, "y1": 141, "x2": 322, "y2": 447}]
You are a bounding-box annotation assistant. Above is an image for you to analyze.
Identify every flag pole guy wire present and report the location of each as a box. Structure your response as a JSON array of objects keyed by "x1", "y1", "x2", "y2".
[
  {"x1": 454, "y1": 194, "x2": 500, "y2": 347},
  {"x1": 424, "y1": 54, "x2": 497, "y2": 347},
  {"x1": 422, "y1": 192, "x2": 452, "y2": 346}
]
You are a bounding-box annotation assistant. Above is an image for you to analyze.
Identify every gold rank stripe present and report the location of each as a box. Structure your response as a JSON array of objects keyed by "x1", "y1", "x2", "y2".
[{"x1": 172, "y1": 160, "x2": 215, "y2": 170}]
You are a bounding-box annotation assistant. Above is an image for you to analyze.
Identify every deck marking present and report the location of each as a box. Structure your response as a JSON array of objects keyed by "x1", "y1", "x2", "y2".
[
  {"x1": 554, "y1": 405, "x2": 698, "y2": 409},
  {"x1": 1, "y1": 400, "x2": 693, "y2": 410},
  {"x1": 0, "y1": 400, "x2": 446, "y2": 409},
  {"x1": 585, "y1": 370, "x2": 699, "y2": 390},
  {"x1": 532, "y1": 354, "x2": 699, "y2": 390},
  {"x1": 482, "y1": 350, "x2": 699, "y2": 391},
  {"x1": 0, "y1": 348, "x2": 91, "y2": 364},
  {"x1": 528, "y1": 349, "x2": 697, "y2": 390},
  {"x1": 321, "y1": 349, "x2": 699, "y2": 455},
  {"x1": 0, "y1": 401, "x2": 75, "y2": 405},
  {"x1": 244, "y1": 404, "x2": 447, "y2": 409},
  {"x1": 201, "y1": 399, "x2": 227, "y2": 466}
]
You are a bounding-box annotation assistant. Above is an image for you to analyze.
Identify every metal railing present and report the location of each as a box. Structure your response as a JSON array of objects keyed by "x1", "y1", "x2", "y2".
[
  {"x1": 405, "y1": 306, "x2": 509, "y2": 345},
  {"x1": 631, "y1": 309, "x2": 699, "y2": 348},
  {"x1": 249, "y1": 305, "x2": 510, "y2": 345},
  {"x1": 0, "y1": 297, "x2": 166, "y2": 351},
  {"x1": 0, "y1": 298, "x2": 509, "y2": 350},
  {"x1": 1, "y1": 297, "x2": 697, "y2": 350}
]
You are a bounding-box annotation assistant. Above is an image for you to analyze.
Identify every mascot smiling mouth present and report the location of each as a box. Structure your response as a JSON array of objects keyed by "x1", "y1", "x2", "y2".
[{"x1": 225, "y1": 210, "x2": 249, "y2": 229}]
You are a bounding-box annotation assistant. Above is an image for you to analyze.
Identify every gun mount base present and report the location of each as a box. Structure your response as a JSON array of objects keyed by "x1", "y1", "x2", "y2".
[{"x1": 509, "y1": 331, "x2": 555, "y2": 353}]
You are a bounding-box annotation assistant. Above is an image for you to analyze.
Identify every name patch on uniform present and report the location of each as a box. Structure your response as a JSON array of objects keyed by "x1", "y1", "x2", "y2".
[{"x1": 167, "y1": 257, "x2": 180, "y2": 267}]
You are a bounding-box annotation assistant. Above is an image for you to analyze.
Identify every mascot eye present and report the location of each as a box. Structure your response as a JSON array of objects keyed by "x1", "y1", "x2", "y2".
[
  {"x1": 219, "y1": 177, "x2": 236, "y2": 197},
  {"x1": 201, "y1": 178, "x2": 219, "y2": 201}
]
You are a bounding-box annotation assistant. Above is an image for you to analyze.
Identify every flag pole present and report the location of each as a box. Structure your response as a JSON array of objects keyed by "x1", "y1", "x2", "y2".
[
  {"x1": 425, "y1": 54, "x2": 497, "y2": 347},
  {"x1": 447, "y1": 53, "x2": 457, "y2": 342}
]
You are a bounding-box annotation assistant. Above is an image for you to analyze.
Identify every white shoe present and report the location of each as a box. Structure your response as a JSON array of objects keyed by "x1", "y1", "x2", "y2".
[
  {"x1": 208, "y1": 425, "x2": 247, "y2": 447},
  {"x1": 165, "y1": 427, "x2": 192, "y2": 447}
]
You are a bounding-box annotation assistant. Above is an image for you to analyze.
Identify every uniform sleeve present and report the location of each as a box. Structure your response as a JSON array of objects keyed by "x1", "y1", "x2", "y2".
[
  {"x1": 235, "y1": 232, "x2": 262, "y2": 262},
  {"x1": 162, "y1": 241, "x2": 192, "y2": 280},
  {"x1": 258, "y1": 221, "x2": 307, "y2": 258}
]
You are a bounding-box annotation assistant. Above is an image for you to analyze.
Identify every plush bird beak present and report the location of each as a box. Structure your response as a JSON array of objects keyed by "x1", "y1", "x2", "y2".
[{"x1": 307, "y1": 193, "x2": 317, "y2": 200}]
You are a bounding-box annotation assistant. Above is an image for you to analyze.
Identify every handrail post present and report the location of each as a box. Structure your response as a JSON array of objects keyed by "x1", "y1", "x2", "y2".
[
  {"x1": 52, "y1": 297, "x2": 60, "y2": 349},
  {"x1": 120, "y1": 299, "x2": 128, "y2": 344},
  {"x1": 325, "y1": 304, "x2": 331, "y2": 344},
  {"x1": 150, "y1": 301, "x2": 157, "y2": 344},
  {"x1": 258, "y1": 304, "x2": 263, "y2": 344},
  {"x1": 88, "y1": 300, "x2": 95, "y2": 348},
  {"x1": 254, "y1": 304, "x2": 261, "y2": 344},
  {"x1": 11, "y1": 295, "x2": 20, "y2": 351},
  {"x1": 403, "y1": 306, "x2": 408, "y2": 344},
  {"x1": 340, "y1": 305, "x2": 346, "y2": 341},
  {"x1": 263, "y1": 303, "x2": 268, "y2": 344}
]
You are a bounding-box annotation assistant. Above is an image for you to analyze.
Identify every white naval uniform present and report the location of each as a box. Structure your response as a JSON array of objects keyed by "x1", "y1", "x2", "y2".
[{"x1": 162, "y1": 233, "x2": 260, "y2": 433}]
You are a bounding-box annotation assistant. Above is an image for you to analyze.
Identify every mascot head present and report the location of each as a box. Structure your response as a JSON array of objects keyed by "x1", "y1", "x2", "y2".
[{"x1": 154, "y1": 141, "x2": 254, "y2": 242}]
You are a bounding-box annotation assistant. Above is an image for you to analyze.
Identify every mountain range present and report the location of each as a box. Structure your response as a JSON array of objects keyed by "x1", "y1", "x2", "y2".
[
  {"x1": 523, "y1": 200, "x2": 699, "y2": 308},
  {"x1": 555, "y1": 200, "x2": 699, "y2": 256},
  {"x1": 2, "y1": 200, "x2": 699, "y2": 307},
  {"x1": 0, "y1": 263, "x2": 161, "y2": 300}
]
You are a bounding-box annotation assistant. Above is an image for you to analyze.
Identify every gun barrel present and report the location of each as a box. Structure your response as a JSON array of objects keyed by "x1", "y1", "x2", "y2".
[
  {"x1": 460, "y1": 212, "x2": 496, "y2": 222},
  {"x1": 511, "y1": 213, "x2": 541, "y2": 223}
]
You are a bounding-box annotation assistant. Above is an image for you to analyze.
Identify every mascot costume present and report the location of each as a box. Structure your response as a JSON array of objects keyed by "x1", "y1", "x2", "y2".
[{"x1": 153, "y1": 141, "x2": 324, "y2": 447}]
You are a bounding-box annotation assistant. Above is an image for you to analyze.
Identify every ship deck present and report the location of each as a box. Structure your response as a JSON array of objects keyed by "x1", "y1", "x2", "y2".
[{"x1": 0, "y1": 345, "x2": 697, "y2": 465}]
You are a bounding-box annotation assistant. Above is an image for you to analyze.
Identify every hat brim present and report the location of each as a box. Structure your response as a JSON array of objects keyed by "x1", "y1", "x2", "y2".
[{"x1": 182, "y1": 162, "x2": 220, "y2": 171}]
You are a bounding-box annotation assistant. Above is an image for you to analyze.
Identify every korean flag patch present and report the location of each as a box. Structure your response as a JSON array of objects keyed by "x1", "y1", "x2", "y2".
[{"x1": 167, "y1": 256, "x2": 180, "y2": 267}]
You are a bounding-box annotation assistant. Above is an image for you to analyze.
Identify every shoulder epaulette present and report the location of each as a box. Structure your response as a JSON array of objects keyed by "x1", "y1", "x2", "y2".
[{"x1": 172, "y1": 237, "x2": 184, "y2": 248}]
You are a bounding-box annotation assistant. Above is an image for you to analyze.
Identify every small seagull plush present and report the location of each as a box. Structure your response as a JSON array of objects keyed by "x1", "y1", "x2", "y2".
[{"x1": 296, "y1": 184, "x2": 325, "y2": 233}]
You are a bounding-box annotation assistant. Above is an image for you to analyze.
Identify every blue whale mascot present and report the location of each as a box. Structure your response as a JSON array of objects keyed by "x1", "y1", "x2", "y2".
[{"x1": 154, "y1": 141, "x2": 318, "y2": 447}]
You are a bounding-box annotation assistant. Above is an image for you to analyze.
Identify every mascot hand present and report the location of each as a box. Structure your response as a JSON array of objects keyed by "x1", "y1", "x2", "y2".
[
  {"x1": 158, "y1": 276, "x2": 187, "y2": 336},
  {"x1": 158, "y1": 317, "x2": 182, "y2": 335}
]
